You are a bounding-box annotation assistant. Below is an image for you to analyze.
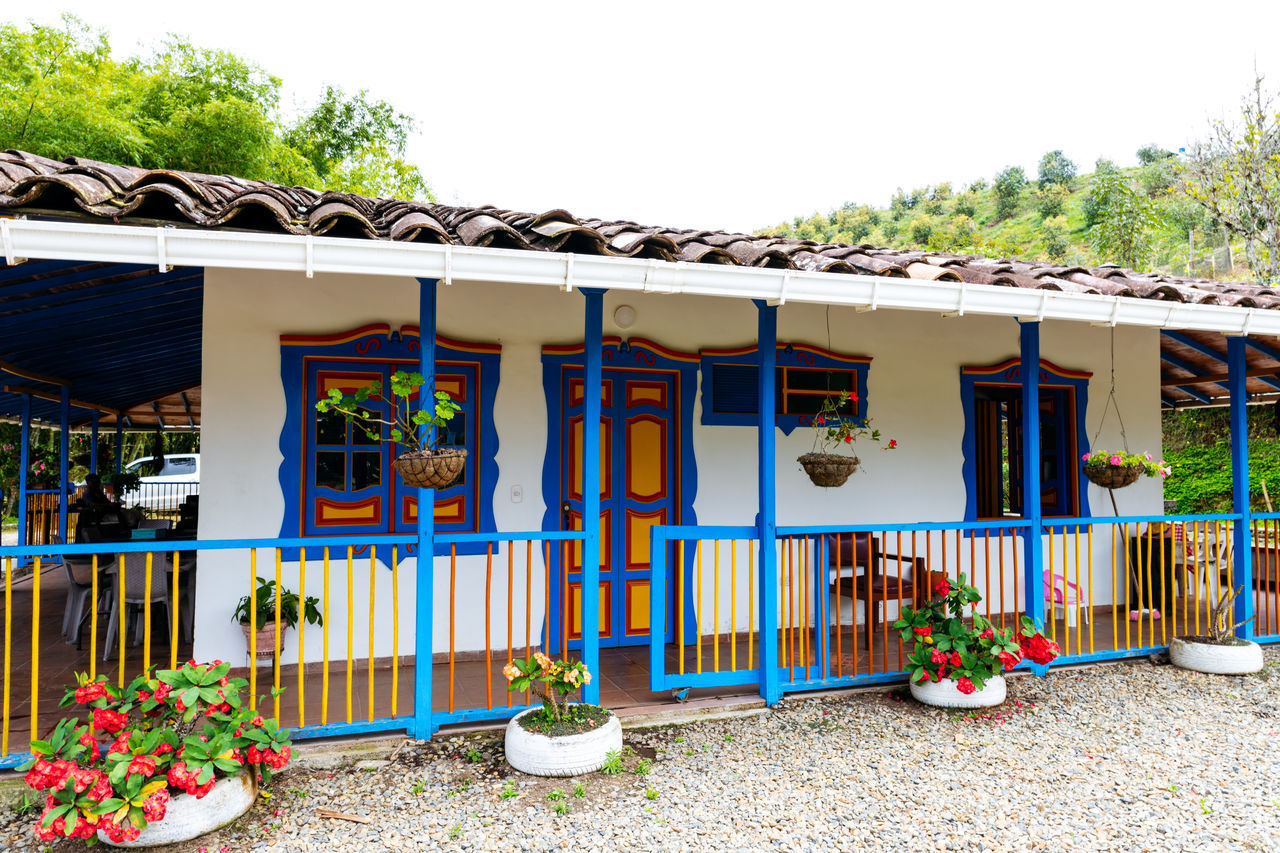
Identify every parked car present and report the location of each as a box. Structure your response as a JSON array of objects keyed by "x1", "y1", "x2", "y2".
[{"x1": 116, "y1": 454, "x2": 200, "y2": 512}]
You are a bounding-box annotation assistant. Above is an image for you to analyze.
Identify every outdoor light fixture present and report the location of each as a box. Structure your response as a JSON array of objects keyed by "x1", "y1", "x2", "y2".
[
  {"x1": 613, "y1": 305, "x2": 636, "y2": 329},
  {"x1": 620, "y1": 339, "x2": 631, "y2": 353}
]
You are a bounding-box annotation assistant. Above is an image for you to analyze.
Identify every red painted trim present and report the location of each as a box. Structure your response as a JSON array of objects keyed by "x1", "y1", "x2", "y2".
[
  {"x1": 543, "y1": 337, "x2": 700, "y2": 363},
  {"x1": 624, "y1": 380, "x2": 668, "y2": 410},
  {"x1": 961, "y1": 357, "x2": 1093, "y2": 381},
  {"x1": 700, "y1": 342, "x2": 873, "y2": 363},
  {"x1": 400, "y1": 327, "x2": 503, "y2": 355},
  {"x1": 568, "y1": 581, "x2": 612, "y2": 641},
  {"x1": 282, "y1": 324, "x2": 391, "y2": 346},
  {"x1": 314, "y1": 495, "x2": 382, "y2": 527}
]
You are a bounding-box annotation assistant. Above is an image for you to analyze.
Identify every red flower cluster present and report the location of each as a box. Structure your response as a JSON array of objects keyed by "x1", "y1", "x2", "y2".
[
  {"x1": 246, "y1": 744, "x2": 290, "y2": 770},
  {"x1": 24, "y1": 758, "x2": 75, "y2": 791},
  {"x1": 997, "y1": 649, "x2": 1022, "y2": 670},
  {"x1": 166, "y1": 760, "x2": 216, "y2": 799},
  {"x1": 101, "y1": 818, "x2": 142, "y2": 844},
  {"x1": 933, "y1": 578, "x2": 952, "y2": 597},
  {"x1": 127, "y1": 754, "x2": 157, "y2": 779},
  {"x1": 1019, "y1": 633, "x2": 1060, "y2": 666},
  {"x1": 141, "y1": 789, "x2": 170, "y2": 822},
  {"x1": 74, "y1": 682, "x2": 108, "y2": 705},
  {"x1": 912, "y1": 625, "x2": 932, "y2": 637},
  {"x1": 92, "y1": 707, "x2": 128, "y2": 733},
  {"x1": 956, "y1": 677, "x2": 976, "y2": 695}
]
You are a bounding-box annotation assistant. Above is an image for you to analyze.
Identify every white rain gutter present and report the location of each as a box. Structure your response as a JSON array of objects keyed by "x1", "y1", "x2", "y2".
[{"x1": 3, "y1": 216, "x2": 1277, "y2": 337}]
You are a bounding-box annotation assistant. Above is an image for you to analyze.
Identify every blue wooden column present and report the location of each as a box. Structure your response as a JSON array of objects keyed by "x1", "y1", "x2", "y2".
[
  {"x1": 755, "y1": 300, "x2": 780, "y2": 705},
  {"x1": 16, "y1": 395, "x2": 30, "y2": 552},
  {"x1": 1228, "y1": 336, "x2": 1255, "y2": 637},
  {"x1": 114, "y1": 422, "x2": 123, "y2": 474},
  {"x1": 58, "y1": 386, "x2": 70, "y2": 544},
  {"x1": 580, "y1": 289, "x2": 604, "y2": 705},
  {"x1": 413, "y1": 276, "x2": 439, "y2": 740},
  {"x1": 90, "y1": 412, "x2": 100, "y2": 475},
  {"x1": 1019, "y1": 322, "x2": 1047, "y2": 673}
]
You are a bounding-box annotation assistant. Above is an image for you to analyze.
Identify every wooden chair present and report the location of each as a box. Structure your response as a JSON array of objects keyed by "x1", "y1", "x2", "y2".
[{"x1": 824, "y1": 533, "x2": 929, "y2": 649}]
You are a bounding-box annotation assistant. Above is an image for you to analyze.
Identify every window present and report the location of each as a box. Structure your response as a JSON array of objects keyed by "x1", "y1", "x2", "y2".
[
  {"x1": 278, "y1": 325, "x2": 500, "y2": 556},
  {"x1": 960, "y1": 358, "x2": 1091, "y2": 521},
  {"x1": 700, "y1": 344, "x2": 871, "y2": 434}
]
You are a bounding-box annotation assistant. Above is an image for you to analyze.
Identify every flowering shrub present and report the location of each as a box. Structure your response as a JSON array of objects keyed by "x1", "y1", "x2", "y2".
[
  {"x1": 808, "y1": 391, "x2": 897, "y2": 457},
  {"x1": 503, "y1": 653, "x2": 595, "y2": 725},
  {"x1": 18, "y1": 661, "x2": 292, "y2": 845},
  {"x1": 1082, "y1": 450, "x2": 1171, "y2": 479},
  {"x1": 893, "y1": 574, "x2": 1060, "y2": 694}
]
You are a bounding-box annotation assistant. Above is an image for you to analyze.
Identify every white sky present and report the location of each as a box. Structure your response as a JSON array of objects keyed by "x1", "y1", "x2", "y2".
[{"x1": 20, "y1": 1, "x2": 1280, "y2": 233}]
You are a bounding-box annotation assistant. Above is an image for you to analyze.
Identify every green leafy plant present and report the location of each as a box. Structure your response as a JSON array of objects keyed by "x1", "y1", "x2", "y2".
[
  {"x1": 601, "y1": 749, "x2": 623, "y2": 776},
  {"x1": 232, "y1": 576, "x2": 322, "y2": 630},
  {"x1": 410, "y1": 779, "x2": 425, "y2": 795},
  {"x1": 546, "y1": 788, "x2": 564, "y2": 802},
  {"x1": 807, "y1": 392, "x2": 897, "y2": 458},
  {"x1": 894, "y1": 573, "x2": 1060, "y2": 694},
  {"x1": 102, "y1": 470, "x2": 142, "y2": 495},
  {"x1": 552, "y1": 801, "x2": 569, "y2": 816},
  {"x1": 634, "y1": 758, "x2": 652, "y2": 776},
  {"x1": 465, "y1": 746, "x2": 482, "y2": 763},
  {"x1": 645, "y1": 787, "x2": 659, "y2": 801},
  {"x1": 315, "y1": 370, "x2": 461, "y2": 456},
  {"x1": 499, "y1": 781, "x2": 517, "y2": 800},
  {"x1": 572, "y1": 782, "x2": 585, "y2": 799}
]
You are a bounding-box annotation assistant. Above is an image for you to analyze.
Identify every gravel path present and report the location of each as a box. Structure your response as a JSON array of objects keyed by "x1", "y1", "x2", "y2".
[{"x1": 5, "y1": 652, "x2": 1280, "y2": 852}]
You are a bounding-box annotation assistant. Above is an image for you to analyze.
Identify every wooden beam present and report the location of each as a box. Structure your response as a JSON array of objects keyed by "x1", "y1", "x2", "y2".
[
  {"x1": 1160, "y1": 366, "x2": 1280, "y2": 387},
  {"x1": 2, "y1": 384, "x2": 121, "y2": 415},
  {"x1": 0, "y1": 359, "x2": 68, "y2": 386}
]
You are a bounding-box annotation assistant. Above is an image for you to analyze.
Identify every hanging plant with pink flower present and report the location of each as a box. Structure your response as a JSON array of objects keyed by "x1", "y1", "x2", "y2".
[
  {"x1": 893, "y1": 573, "x2": 1060, "y2": 704},
  {"x1": 1081, "y1": 449, "x2": 1171, "y2": 491},
  {"x1": 797, "y1": 391, "x2": 897, "y2": 488}
]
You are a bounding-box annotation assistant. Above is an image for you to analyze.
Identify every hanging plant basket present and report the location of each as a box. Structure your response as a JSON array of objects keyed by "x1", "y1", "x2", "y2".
[
  {"x1": 394, "y1": 448, "x2": 468, "y2": 489},
  {"x1": 798, "y1": 453, "x2": 859, "y2": 488},
  {"x1": 1083, "y1": 463, "x2": 1141, "y2": 490}
]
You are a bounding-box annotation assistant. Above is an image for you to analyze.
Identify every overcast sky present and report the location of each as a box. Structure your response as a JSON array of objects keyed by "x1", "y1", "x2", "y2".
[{"x1": 21, "y1": 1, "x2": 1280, "y2": 233}]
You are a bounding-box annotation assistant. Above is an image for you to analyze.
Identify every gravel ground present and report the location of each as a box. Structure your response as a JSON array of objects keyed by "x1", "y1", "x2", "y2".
[{"x1": 4, "y1": 651, "x2": 1280, "y2": 852}]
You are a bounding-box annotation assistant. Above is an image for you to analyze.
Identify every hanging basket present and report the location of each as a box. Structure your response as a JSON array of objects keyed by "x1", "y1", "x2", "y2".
[
  {"x1": 394, "y1": 448, "x2": 468, "y2": 489},
  {"x1": 798, "y1": 453, "x2": 859, "y2": 488},
  {"x1": 1083, "y1": 463, "x2": 1141, "y2": 490}
]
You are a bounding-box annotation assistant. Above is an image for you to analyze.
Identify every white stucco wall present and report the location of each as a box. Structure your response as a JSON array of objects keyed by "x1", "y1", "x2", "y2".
[{"x1": 195, "y1": 268, "x2": 1161, "y2": 662}]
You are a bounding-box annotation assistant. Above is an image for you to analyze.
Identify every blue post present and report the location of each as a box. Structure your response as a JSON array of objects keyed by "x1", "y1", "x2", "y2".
[
  {"x1": 413, "y1": 277, "x2": 439, "y2": 740},
  {"x1": 1019, "y1": 322, "x2": 1047, "y2": 674},
  {"x1": 755, "y1": 300, "x2": 780, "y2": 705},
  {"x1": 114, "y1": 422, "x2": 123, "y2": 474},
  {"x1": 16, "y1": 395, "x2": 30, "y2": 553},
  {"x1": 1228, "y1": 336, "x2": 1254, "y2": 637},
  {"x1": 580, "y1": 289, "x2": 604, "y2": 705},
  {"x1": 90, "y1": 412, "x2": 99, "y2": 475},
  {"x1": 58, "y1": 386, "x2": 69, "y2": 545}
]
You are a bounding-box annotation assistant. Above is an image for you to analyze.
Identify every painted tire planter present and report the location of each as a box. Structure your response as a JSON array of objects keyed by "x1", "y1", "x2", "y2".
[
  {"x1": 99, "y1": 771, "x2": 256, "y2": 848},
  {"x1": 1169, "y1": 637, "x2": 1264, "y2": 675},
  {"x1": 798, "y1": 453, "x2": 859, "y2": 487},
  {"x1": 504, "y1": 707, "x2": 623, "y2": 776},
  {"x1": 909, "y1": 674, "x2": 1007, "y2": 708},
  {"x1": 394, "y1": 448, "x2": 467, "y2": 489}
]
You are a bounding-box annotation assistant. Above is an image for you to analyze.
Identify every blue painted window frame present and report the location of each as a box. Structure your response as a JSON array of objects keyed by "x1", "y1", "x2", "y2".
[
  {"x1": 699, "y1": 344, "x2": 872, "y2": 436},
  {"x1": 960, "y1": 358, "x2": 1091, "y2": 524},
  {"x1": 279, "y1": 324, "x2": 500, "y2": 558}
]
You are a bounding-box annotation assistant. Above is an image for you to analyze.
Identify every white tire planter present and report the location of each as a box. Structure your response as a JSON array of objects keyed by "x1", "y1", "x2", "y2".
[
  {"x1": 910, "y1": 674, "x2": 1006, "y2": 708},
  {"x1": 1169, "y1": 637, "x2": 1263, "y2": 675},
  {"x1": 99, "y1": 771, "x2": 256, "y2": 848},
  {"x1": 504, "y1": 707, "x2": 623, "y2": 777}
]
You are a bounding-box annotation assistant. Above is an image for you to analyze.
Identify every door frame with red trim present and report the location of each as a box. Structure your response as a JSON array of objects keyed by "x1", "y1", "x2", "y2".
[{"x1": 540, "y1": 339, "x2": 699, "y2": 651}]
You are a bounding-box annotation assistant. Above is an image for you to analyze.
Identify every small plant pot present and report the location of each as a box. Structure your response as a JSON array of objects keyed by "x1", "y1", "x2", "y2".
[
  {"x1": 240, "y1": 623, "x2": 286, "y2": 662},
  {"x1": 798, "y1": 453, "x2": 859, "y2": 488},
  {"x1": 1169, "y1": 636, "x2": 1263, "y2": 675},
  {"x1": 394, "y1": 448, "x2": 468, "y2": 489},
  {"x1": 1083, "y1": 464, "x2": 1141, "y2": 490},
  {"x1": 909, "y1": 674, "x2": 1006, "y2": 708},
  {"x1": 504, "y1": 706, "x2": 622, "y2": 777},
  {"x1": 99, "y1": 771, "x2": 256, "y2": 847}
]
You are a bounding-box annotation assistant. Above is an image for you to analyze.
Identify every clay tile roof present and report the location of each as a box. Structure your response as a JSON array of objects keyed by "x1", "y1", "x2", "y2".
[{"x1": 0, "y1": 148, "x2": 1274, "y2": 312}]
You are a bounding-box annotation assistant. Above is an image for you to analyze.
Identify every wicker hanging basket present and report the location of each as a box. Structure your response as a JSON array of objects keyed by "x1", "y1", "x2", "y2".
[
  {"x1": 798, "y1": 453, "x2": 860, "y2": 488},
  {"x1": 1083, "y1": 463, "x2": 1141, "y2": 490},
  {"x1": 394, "y1": 448, "x2": 468, "y2": 489}
]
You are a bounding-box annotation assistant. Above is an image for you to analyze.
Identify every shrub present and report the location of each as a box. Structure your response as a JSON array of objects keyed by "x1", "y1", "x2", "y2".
[
  {"x1": 993, "y1": 166, "x2": 1027, "y2": 220},
  {"x1": 1037, "y1": 149, "x2": 1077, "y2": 188}
]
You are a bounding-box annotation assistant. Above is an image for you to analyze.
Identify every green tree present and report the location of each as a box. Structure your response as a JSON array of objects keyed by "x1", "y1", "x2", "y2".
[
  {"x1": 993, "y1": 166, "x2": 1027, "y2": 220},
  {"x1": 1087, "y1": 170, "x2": 1165, "y2": 269},
  {"x1": 1037, "y1": 150, "x2": 1077, "y2": 188},
  {"x1": 1137, "y1": 143, "x2": 1174, "y2": 165},
  {"x1": 1037, "y1": 184, "x2": 1069, "y2": 219},
  {"x1": 1041, "y1": 215, "x2": 1070, "y2": 261}
]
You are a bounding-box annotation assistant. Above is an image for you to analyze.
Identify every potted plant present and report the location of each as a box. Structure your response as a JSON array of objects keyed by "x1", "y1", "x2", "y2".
[
  {"x1": 315, "y1": 369, "x2": 465, "y2": 489},
  {"x1": 18, "y1": 661, "x2": 293, "y2": 847},
  {"x1": 232, "y1": 577, "x2": 322, "y2": 662},
  {"x1": 796, "y1": 391, "x2": 897, "y2": 487},
  {"x1": 1081, "y1": 450, "x2": 1171, "y2": 490},
  {"x1": 502, "y1": 653, "x2": 620, "y2": 776},
  {"x1": 102, "y1": 470, "x2": 142, "y2": 501},
  {"x1": 1169, "y1": 585, "x2": 1264, "y2": 675},
  {"x1": 893, "y1": 574, "x2": 1061, "y2": 708}
]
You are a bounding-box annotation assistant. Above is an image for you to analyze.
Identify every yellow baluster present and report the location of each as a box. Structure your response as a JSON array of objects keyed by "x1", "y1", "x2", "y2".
[
  {"x1": 392, "y1": 545, "x2": 399, "y2": 718},
  {"x1": 713, "y1": 540, "x2": 720, "y2": 673},
  {"x1": 695, "y1": 541, "x2": 703, "y2": 674},
  {"x1": 274, "y1": 549, "x2": 282, "y2": 722},
  {"x1": 730, "y1": 540, "x2": 737, "y2": 673},
  {"x1": 322, "y1": 547, "x2": 330, "y2": 725},
  {"x1": 748, "y1": 541, "x2": 755, "y2": 671},
  {"x1": 32, "y1": 557, "x2": 40, "y2": 741},
  {"x1": 170, "y1": 551, "x2": 180, "y2": 670},
  {"x1": 369, "y1": 549, "x2": 376, "y2": 722},
  {"x1": 118, "y1": 554, "x2": 125, "y2": 687},
  {"x1": 4, "y1": 557, "x2": 12, "y2": 755},
  {"x1": 346, "y1": 546, "x2": 354, "y2": 724},
  {"x1": 677, "y1": 539, "x2": 684, "y2": 676},
  {"x1": 90, "y1": 556, "x2": 98, "y2": 681},
  {"x1": 249, "y1": 550, "x2": 257, "y2": 710},
  {"x1": 144, "y1": 552, "x2": 153, "y2": 674},
  {"x1": 298, "y1": 547, "x2": 306, "y2": 728}
]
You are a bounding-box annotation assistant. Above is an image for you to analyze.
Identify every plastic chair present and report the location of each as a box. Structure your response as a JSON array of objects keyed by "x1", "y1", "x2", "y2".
[
  {"x1": 102, "y1": 552, "x2": 172, "y2": 661},
  {"x1": 1044, "y1": 572, "x2": 1090, "y2": 627}
]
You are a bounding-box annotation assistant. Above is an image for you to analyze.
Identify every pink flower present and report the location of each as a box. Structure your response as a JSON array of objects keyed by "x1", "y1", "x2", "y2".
[
  {"x1": 1108, "y1": 454, "x2": 1122, "y2": 466},
  {"x1": 1081, "y1": 453, "x2": 1090, "y2": 462}
]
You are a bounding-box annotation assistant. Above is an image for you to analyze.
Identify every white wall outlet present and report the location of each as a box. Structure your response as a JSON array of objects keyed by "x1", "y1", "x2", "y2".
[{"x1": 510, "y1": 484, "x2": 523, "y2": 503}]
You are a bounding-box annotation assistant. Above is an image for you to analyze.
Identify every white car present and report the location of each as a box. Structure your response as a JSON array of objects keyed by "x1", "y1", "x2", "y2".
[{"x1": 117, "y1": 454, "x2": 200, "y2": 512}]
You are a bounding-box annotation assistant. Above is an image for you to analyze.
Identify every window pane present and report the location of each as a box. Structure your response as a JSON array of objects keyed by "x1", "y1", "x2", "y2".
[
  {"x1": 163, "y1": 458, "x2": 196, "y2": 474},
  {"x1": 352, "y1": 452, "x2": 382, "y2": 490},
  {"x1": 317, "y1": 409, "x2": 346, "y2": 445},
  {"x1": 711, "y1": 364, "x2": 758, "y2": 414},
  {"x1": 316, "y1": 452, "x2": 346, "y2": 490},
  {"x1": 351, "y1": 407, "x2": 381, "y2": 445},
  {"x1": 786, "y1": 369, "x2": 853, "y2": 393}
]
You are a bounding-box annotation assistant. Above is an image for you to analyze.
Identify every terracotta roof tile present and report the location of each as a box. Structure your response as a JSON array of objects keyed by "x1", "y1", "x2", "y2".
[{"x1": 0, "y1": 148, "x2": 1273, "y2": 312}]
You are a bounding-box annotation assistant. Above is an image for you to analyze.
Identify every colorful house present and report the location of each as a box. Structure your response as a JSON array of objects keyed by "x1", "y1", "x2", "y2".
[{"x1": 1, "y1": 149, "x2": 1278, "y2": 765}]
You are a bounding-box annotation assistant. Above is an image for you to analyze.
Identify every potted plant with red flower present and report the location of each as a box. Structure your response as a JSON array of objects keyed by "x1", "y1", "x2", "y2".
[
  {"x1": 797, "y1": 391, "x2": 897, "y2": 487},
  {"x1": 315, "y1": 369, "x2": 465, "y2": 489},
  {"x1": 893, "y1": 574, "x2": 1060, "y2": 708},
  {"x1": 502, "y1": 653, "x2": 620, "y2": 776},
  {"x1": 18, "y1": 661, "x2": 293, "y2": 847}
]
